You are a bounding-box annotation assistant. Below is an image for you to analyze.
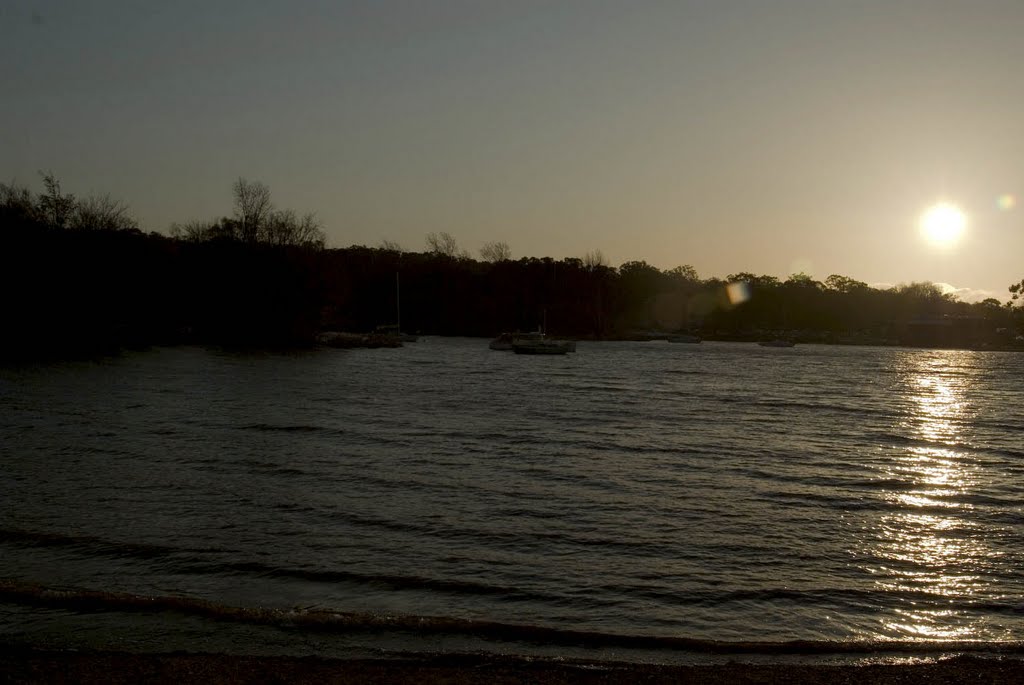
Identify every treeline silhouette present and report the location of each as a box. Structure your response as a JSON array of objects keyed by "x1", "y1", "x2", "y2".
[{"x1": 2, "y1": 174, "x2": 1021, "y2": 358}]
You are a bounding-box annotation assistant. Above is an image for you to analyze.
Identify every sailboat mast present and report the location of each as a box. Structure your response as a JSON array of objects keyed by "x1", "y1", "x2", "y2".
[{"x1": 396, "y1": 271, "x2": 401, "y2": 331}]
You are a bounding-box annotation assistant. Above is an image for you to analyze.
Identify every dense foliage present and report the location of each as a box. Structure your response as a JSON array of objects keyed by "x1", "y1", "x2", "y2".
[{"x1": 1, "y1": 175, "x2": 1021, "y2": 358}]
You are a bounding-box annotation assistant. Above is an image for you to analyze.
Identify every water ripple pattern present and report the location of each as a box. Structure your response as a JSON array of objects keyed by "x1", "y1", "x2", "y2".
[{"x1": 1, "y1": 340, "x2": 1022, "y2": 654}]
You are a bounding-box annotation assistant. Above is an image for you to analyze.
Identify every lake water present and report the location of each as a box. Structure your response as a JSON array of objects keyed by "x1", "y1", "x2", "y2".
[{"x1": 2, "y1": 339, "x2": 1023, "y2": 663}]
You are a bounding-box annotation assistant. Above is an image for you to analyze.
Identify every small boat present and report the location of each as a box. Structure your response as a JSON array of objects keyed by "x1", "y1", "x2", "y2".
[
  {"x1": 490, "y1": 330, "x2": 543, "y2": 351},
  {"x1": 758, "y1": 339, "x2": 795, "y2": 348},
  {"x1": 498, "y1": 310, "x2": 577, "y2": 355},
  {"x1": 667, "y1": 334, "x2": 701, "y2": 343},
  {"x1": 489, "y1": 334, "x2": 514, "y2": 351},
  {"x1": 375, "y1": 325, "x2": 418, "y2": 343}
]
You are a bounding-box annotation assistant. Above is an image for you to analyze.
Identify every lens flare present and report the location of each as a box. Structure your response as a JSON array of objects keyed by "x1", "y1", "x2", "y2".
[
  {"x1": 997, "y1": 194, "x2": 1016, "y2": 211},
  {"x1": 726, "y1": 281, "x2": 750, "y2": 305}
]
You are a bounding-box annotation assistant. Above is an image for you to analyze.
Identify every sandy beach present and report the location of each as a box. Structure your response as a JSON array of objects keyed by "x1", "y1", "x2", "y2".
[{"x1": 2, "y1": 649, "x2": 1022, "y2": 684}]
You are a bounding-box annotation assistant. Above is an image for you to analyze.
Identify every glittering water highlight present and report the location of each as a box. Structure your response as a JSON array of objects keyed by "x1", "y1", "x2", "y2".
[{"x1": 1, "y1": 340, "x2": 1022, "y2": 660}]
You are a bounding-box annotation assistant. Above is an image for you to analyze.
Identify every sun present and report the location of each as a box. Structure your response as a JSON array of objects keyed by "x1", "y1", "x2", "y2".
[{"x1": 919, "y1": 203, "x2": 967, "y2": 247}]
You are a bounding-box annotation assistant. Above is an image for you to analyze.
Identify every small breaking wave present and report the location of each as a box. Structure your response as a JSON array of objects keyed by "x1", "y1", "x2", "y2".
[{"x1": 1, "y1": 579, "x2": 1022, "y2": 657}]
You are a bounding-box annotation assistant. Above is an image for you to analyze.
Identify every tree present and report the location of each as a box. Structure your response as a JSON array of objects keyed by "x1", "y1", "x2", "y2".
[
  {"x1": 618, "y1": 260, "x2": 665, "y2": 327},
  {"x1": 480, "y1": 241, "x2": 511, "y2": 262},
  {"x1": 583, "y1": 249, "x2": 608, "y2": 271},
  {"x1": 666, "y1": 264, "x2": 699, "y2": 283},
  {"x1": 169, "y1": 180, "x2": 324, "y2": 247},
  {"x1": 233, "y1": 178, "x2": 273, "y2": 243},
  {"x1": 264, "y1": 209, "x2": 325, "y2": 249},
  {"x1": 785, "y1": 272, "x2": 822, "y2": 289},
  {"x1": 169, "y1": 219, "x2": 217, "y2": 242},
  {"x1": 824, "y1": 274, "x2": 868, "y2": 293},
  {"x1": 379, "y1": 239, "x2": 404, "y2": 253},
  {"x1": 1010, "y1": 280, "x2": 1024, "y2": 305},
  {"x1": 895, "y1": 281, "x2": 945, "y2": 300},
  {"x1": 619, "y1": 260, "x2": 662, "y2": 278},
  {"x1": 727, "y1": 272, "x2": 780, "y2": 289},
  {"x1": 426, "y1": 231, "x2": 468, "y2": 258},
  {"x1": 0, "y1": 181, "x2": 39, "y2": 225},
  {"x1": 71, "y1": 193, "x2": 137, "y2": 231},
  {"x1": 37, "y1": 171, "x2": 75, "y2": 229},
  {"x1": 979, "y1": 298, "x2": 1007, "y2": 319}
]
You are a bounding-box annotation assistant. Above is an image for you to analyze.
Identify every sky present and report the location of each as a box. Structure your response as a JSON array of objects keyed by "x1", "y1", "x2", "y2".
[{"x1": 3, "y1": 0, "x2": 1023, "y2": 301}]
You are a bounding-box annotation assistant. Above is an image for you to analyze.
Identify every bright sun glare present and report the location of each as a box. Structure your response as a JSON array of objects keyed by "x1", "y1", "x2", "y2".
[{"x1": 919, "y1": 203, "x2": 967, "y2": 247}]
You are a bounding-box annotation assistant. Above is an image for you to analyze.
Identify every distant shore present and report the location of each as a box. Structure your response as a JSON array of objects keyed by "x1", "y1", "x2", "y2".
[{"x1": 2, "y1": 648, "x2": 1022, "y2": 684}]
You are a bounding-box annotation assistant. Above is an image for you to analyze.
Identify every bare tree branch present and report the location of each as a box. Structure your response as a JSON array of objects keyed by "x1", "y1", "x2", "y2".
[
  {"x1": 0, "y1": 180, "x2": 38, "y2": 224},
  {"x1": 37, "y1": 171, "x2": 75, "y2": 229},
  {"x1": 583, "y1": 249, "x2": 608, "y2": 270},
  {"x1": 233, "y1": 178, "x2": 273, "y2": 243},
  {"x1": 426, "y1": 231, "x2": 468, "y2": 259},
  {"x1": 480, "y1": 241, "x2": 511, "y2": 262},
  {"x1": 264, "y1": 209, "x2": 325, "y2": 248},
  {"x1": 169, "y1": 219, "x2": 218, "y2": 242},
  {"x1": 71, "y1": 193, "x2": 137, "y2": 231}
]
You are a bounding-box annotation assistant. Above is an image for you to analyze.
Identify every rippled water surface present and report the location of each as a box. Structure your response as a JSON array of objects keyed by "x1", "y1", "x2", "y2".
[{"x1": 1, "y1": 340, "x2": 1023, "y2": 657}]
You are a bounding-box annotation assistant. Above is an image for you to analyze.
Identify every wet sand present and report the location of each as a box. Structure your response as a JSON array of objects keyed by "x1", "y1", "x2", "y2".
[{"x1": 1, "y1": 649, "x2": 1022, "y2": 684}]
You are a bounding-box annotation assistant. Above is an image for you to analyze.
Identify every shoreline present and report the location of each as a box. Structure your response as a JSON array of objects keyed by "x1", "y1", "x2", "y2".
[
  {"x1": 3, "y1": 336, "x2": 1023, "y2": 364},
  {"x1": 2, "y1": 648, "x2": 1023, "y2": 684}
]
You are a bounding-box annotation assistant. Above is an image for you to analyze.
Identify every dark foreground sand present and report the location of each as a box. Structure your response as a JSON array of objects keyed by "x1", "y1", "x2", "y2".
[{"x1": 2, "y1": 649, "x2": 1022, "y2": 684}]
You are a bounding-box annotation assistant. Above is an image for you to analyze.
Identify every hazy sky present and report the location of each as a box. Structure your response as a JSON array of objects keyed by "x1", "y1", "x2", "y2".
[{"x1": 4, "y1": 0, "x2": 1023, "y2": 300}]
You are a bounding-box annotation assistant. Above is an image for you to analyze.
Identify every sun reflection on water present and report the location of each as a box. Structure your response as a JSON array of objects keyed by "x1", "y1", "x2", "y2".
[{"x1": 859, "y1": 352, "x2": 994, "y2": 640}]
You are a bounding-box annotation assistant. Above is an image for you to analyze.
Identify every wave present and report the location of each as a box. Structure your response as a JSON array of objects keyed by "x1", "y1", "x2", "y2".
[
  {"x1": 10, "y1": 525, "x2": 1020, "y2": 627},
  {"x1": 0, "y1": 527, "x2": 652, "y2": 604},
  {"x1": 0, "y1": 528, "x2": 188, "y2": 561},
  {"x1": 1, "y1": 579, "x2": 1022, "y2": 656},
  {"x1": 236, "y1": 423, "x2": 327, "y2": 433},
  {"x1": 865, "y1": 431, "x2": 1024, "y2": 461},
  {"x1": 0, "y1": 527, "x2": 571, "y2": 605},
  {"x1": 745, "y1": 397, "x2": 891, "y2": 420}
]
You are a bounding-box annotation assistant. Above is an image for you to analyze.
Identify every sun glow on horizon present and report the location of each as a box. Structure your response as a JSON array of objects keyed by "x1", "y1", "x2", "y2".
[{"x1": 919, "y1": 203, "x2": 967, "y2": 248}]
